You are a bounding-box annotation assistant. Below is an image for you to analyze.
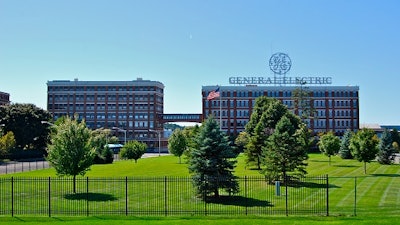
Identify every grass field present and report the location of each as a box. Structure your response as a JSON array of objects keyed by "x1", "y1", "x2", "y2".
[{"x1": 1, "y1": 153, "x2": 400, "y2": 224}]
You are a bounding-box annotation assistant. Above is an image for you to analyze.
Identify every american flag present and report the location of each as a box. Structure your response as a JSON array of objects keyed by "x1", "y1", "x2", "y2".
[{"x1": 207, "y1": 87, "x2": 220, "y2": 100}]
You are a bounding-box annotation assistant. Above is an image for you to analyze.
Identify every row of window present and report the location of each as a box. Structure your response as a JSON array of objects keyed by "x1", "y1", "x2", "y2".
[
  {"x1": 49, "y1": 95, "x2": 163, "y2": 103},
  {"x1": 213, "y1": 90, "x2": 358, "y2": 98},
  {"x1": 49, "y1": 86, "x2": 163, "y2": 93}
]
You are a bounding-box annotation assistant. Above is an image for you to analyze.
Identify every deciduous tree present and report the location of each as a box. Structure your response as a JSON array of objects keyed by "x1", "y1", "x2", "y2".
[
  {"x1": 120, "y1": 140, "x2": 147, "y2": 163},
  {"x1": 46, "y1": 116, "x2": 95, "y2": 193},
  {"x1": 318, "y1": 132, "x2": 340, "y2": 165},
  {"x1": 0, "y1": 131, "x2": 16, "y2": 158},
  {"x1": 349, "y1": 128, "x2": 379, "y2": 174},
  {"x1": 168, "y1": 129, "x2": 187, "y2": 163}
]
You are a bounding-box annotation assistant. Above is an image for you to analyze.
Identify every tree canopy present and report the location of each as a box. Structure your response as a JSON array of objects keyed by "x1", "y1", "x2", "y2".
[
  {"x1": 188, "y1": 116, "x2": 239, "y2": 199},
  {"x1": 349, "y1": 128, "x2": 379, "y2": 174},
  {"x1": 318, "y1": 132, "x2": 340, "y2": 165},
  {"x1": 0, "y1": 103, "x2": 51, "y2": 151},
  {"x1": 339, "y1": 130, "x2": 353, "y2": 159},
  {"x1": 377, "y1": 129, "x2": 395, "y2": 165},
  {"x1": 168, "y1": 128, "x2": 187, "y2": 163},
  {"x1": 46, "y1": 116, "x2": 95, "y2": 193},
  {"x1": 120, "y1": 140, "x2": 147, "y2": 163}
]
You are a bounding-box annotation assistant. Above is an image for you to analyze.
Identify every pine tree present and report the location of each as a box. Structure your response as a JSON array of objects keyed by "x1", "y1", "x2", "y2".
[
  {"x1": 339, "y1": 130, "x2": 353, "y2": 159},
  {"x1": 188, "y1": 117, "x2": 239, "y2": 199},
  {"x1": 377, "y1": 129, "x2": 395, "y2": 164},
  {"x1": 263, "y1": 116, "x2": 309, "y2": 182}
]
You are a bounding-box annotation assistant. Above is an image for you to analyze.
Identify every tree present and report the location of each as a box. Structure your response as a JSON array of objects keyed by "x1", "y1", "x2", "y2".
[
  {"x1": 390, "y1": 129, "x2": 400, "y2": 153},
  {"x1": 244, "y1": 97, "x2": 288, "y2": 170},
  {"x1": 120, "y1": 140, "x2": 147, "y2": 163},
  {"x1": 339, "y1": 130, "x2": 353, "y2": 159},
  {"x1": 349, "y1": 128, "x2": 379, "y2": 174},
  {"x1": 182, "y1": 125, "x2": 201, "y2": 162},
  {"x1": 168, "y1": 129, "x2": 187, "y2": 163},
  {"x1": 318, "y1": 132, "x2": 340, "y2": 165},
  {"x1": 91, "y1": 128, "x2": 113, "y2": 164},
  {"x1": 188, "y1": 117, "x2": 239, "y2": 199},
  {"x1": 292, "y1": 84, "x2": 315, "y2": 120},
  {"x1": 0, "y1": 103, "x2": 51, "y2": 152},
  {"x1": 262, "y1": 116, "x2": 309, "y2": 182},
  {"x1": 0, "y1": 131, "x2": 16, "y2": 159},
  {"x1": 46, "y1": 116, "x2": 95, "y2": 193},
  {"x1": 377, "y1": 129, "x2": 395, "y2": 165},
  {"x1": 234, "y1": 131, "x2": 249, "y2": 153}
]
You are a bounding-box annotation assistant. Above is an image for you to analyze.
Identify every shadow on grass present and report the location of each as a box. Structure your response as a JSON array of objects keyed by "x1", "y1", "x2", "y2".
[
  {"x1": 285, "y1": 180, "x2": 339, "y2": 189},
  {"x1": 371, "y1": 174, "x2": 400, "y2": 177},
  {"x1": 206, "y1": 196, "x2": 273, "y2": 207},
  {"x1": 334, "y1": 165, "x2": 359, "y2": 168},
  {"x1": 64, "y1": 192, "x2": 118, "y2": 201}
]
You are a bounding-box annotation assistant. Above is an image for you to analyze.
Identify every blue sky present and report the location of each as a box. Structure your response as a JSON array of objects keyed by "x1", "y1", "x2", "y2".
[{"x1": 0, "y1": 0, "x2": 399, "y2": 125}]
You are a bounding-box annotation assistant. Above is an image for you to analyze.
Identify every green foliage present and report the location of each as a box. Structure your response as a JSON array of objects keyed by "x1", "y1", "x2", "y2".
[
  {"x1": 292, "y1": 85, "x2": 315, "y2": 120},
  {"x1": 188, "y1": 117, "x2": 239, "y2": 198},
  {"x1": 349, "y1": 128, "x2": 379, "y2": 174},
  {"x1": 0, "y1": 131, "x2": 16, "y2": 158},
  {"x1": 318, "y1": 132, "x2": 340, "y2": 165},
  {"x1": 390, "y1": 129, "x2": 400, "y2": 152},
  {"x1": 168, "y1": 129, "x2": 187, "y2": 163},
  {"x1": 339, "y1": 130, "x2": 353, "y2": 159},
  {"x1": 120, "y1": 140, "x2": 147, "y2": 163},
  {"x1": 377, "y1": 129, "x2": 395, "y2": 165},
  {"x1": 46, "y1": 116, "x2": 95, "y2": 193},
  {"x1": 91, "y1": 128, "x2": 113, "y2": 164},
  {"x1": 182, "y1": 125, "x2": 200, "y2": 162},
  {"x1": 0, "y1": 103, "x2": 51, "y2": 151},
  {"x1": 234, "y1": 131, "x2": 249, "y2": 153},
  {"x1": 245, "y1": 97, "x2": 288, "y2": 170},
  {"x1": 262, "y1": 116, "x2": 309, "y2": 181}
]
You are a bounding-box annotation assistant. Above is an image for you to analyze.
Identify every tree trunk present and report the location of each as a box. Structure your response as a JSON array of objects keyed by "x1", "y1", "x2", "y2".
[
  {"x1": 364, "y1": 161, "x2": 367, "y2": 174},
  {"x1": 73, "y1": 175, "x2": 76, "y2": 194}
]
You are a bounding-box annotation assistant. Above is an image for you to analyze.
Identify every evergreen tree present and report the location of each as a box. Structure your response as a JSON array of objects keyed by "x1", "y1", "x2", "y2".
[
  {"x1": 188, "y1": 117, "x2": 239, "y2": 199},
  {"x1": 262, "y1": 116, "x2": 309, "y2": 182},
  {"x1": 46, "y1": 116, "x2": 95, "y2": 193},
  {"x1": 120, "y1": 140, "x2": 147, "y2": 163},
  {"x1": 349, "y1": 128, "x2": 379, "y2": 174},
  {"x1": 168, "y1": 128, "x2": 187, "y2": 163},
  {"x1": 244, "y1": 97, "x2": 288, "y2": 169},
  {"x1": 377, "y1": 129, "x2": 395, "y2": 164},
  {"x1": 318, "y1": 132, "x2": 340, "y2": 165},
  {"x1": 339, "y1": 130, "x2": 353, "y2": 159}
]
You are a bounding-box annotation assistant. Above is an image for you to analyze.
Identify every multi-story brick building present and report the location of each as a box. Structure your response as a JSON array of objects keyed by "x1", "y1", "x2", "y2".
[
  {"x1": 202, "y1": 85, "x2": 359, "y2": 136},
  {"x1": 47, "y1": 78, "x2": 164, "y2": 149},
  {"x1": 0, "y1": 91, "x2": 10, "y2": 106}
]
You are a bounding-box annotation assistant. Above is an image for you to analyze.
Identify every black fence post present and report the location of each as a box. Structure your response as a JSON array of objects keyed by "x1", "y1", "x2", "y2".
[
  {"x1": 326, "y1": 174, "x2": 329, "y2": 216},
  {"x1": 86, "y1": 177, "x2": 89, "y2": 216},
  {"x1": 125, "y1": 176, "x2": 128, "y2": 216},
  {"x1": 285, "y1": 175, "x2": 288, "y2": 216},
  {"x1": 11, "y1": 177, "x2": 14, "y2": 217},
  {"x1": 48, "y1": 177, "x2": 51, "y2": 217},
  {"x1": 164, "y1": 176, "x2": 167, "y2": 216},
  {"x1": 245, "y1": 176, "x2": 248, "y2": 216}
]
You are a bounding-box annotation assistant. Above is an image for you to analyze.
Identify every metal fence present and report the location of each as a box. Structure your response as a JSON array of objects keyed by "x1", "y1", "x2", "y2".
[
  {"x1": 0, "y1": 176, "x2": 328, "y2": 216},
  {"x1": 0, "y1": 160, "x2": 50, "y2": 175}
]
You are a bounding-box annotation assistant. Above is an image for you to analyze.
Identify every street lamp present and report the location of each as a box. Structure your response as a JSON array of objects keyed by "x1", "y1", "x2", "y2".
[
  {"x1": 112, "y1": 127, "x2": 127, "y2": 145},
  {"x1": 41, "y1": 121, "x2": 56, "y2": 126},
  {"x1": 149, "y1": 129, "x2": 161, "y2": 156}
]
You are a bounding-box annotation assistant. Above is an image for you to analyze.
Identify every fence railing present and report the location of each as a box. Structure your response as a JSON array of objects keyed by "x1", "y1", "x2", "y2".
[
  {"x1": 0, "y1": 160, "x2": 50, "y2": 175},
  {"x1": 0, "y1": 176, "x2": 328, "y2": 217}
]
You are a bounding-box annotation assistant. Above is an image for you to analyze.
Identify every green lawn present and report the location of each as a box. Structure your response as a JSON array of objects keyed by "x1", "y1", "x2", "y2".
[{"x1": 1, "y1": 153, "x2": 400, "y2": 223}]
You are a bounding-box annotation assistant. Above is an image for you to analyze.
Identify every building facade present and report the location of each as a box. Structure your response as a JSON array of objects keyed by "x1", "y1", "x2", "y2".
[
  {"x1": 0, "y1": 91, "x2": 10, "y2": 106},
  {"x1": 202, "y1": 85, "x2": 359, "y2": 136},
  {"x1": 47, "y1": 78, "x2": 165, "y2": 149}
]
